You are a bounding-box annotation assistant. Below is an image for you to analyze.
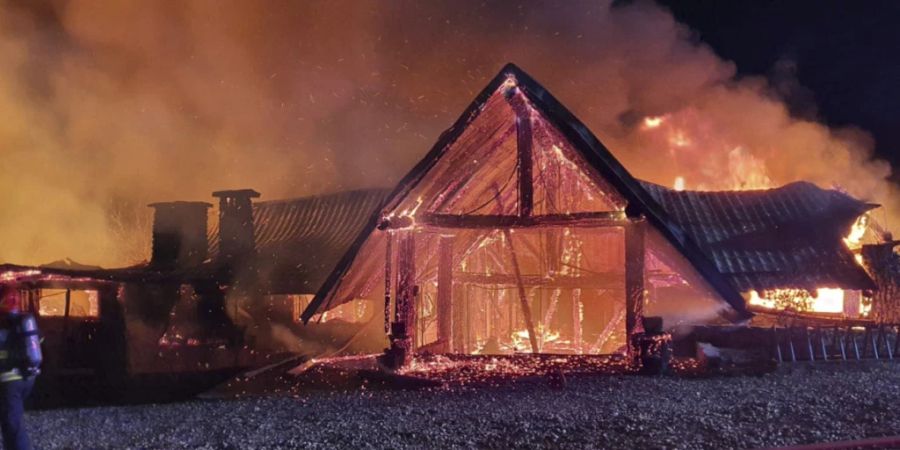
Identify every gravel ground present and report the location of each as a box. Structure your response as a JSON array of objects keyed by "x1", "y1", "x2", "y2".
[{"x1": 26, "y1": 363, "x2": 900, "y2": 449}]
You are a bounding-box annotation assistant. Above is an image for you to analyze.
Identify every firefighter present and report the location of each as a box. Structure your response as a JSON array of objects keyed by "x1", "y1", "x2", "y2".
[{"x1": 0, "y1": 286, "x2": 41, "y2": 450}]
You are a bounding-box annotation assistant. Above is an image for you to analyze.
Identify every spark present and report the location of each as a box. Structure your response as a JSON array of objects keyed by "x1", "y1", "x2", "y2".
[{"x1": 642, "y1": 116, "x2": 664, "y2": 129}]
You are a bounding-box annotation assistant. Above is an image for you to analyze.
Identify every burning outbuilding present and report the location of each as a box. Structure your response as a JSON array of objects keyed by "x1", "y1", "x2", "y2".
[{"x1": 0, "y1": 187, "x2": 389, "y2": 400}]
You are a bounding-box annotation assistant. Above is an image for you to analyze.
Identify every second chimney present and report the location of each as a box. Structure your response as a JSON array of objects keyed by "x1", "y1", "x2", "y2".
[
  {"x1": 212, "y1": 189, "x2": 260, "y2": 266},
  {"x1": 148, "y1": 201, "x2": 211, "y2": 270}
]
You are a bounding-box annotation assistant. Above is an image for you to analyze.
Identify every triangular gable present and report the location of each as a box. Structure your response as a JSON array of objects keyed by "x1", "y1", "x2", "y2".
[
  {"x1": 301, "y1": 63, "x2": 752, "y2": 323},
  {"x1": 384, "y1": 84, "x2": 623, "y2": 217}
]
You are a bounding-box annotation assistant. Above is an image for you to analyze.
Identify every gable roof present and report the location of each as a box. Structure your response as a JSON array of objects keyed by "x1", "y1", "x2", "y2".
[
  {"x1": 301, "y1": 63, "x2": 758, "y2": 323},
  {"x1": 641, "y1": 180, "x2": 877, "y2": 292}
]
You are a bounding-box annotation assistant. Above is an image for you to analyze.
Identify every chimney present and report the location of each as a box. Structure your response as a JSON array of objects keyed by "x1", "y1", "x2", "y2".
[
  {"x1": 212, "y1": 189, "x2": 260, "y2": 266},
  {"x1": 148, "y1": 201, "x2": 212, "y2": 270}
]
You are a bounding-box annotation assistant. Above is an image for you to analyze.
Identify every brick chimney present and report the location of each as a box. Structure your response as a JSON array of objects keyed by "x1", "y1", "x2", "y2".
[
  {"x1": 148, "y1": 201, "x2": 211, "y2": 270},
  {"x1": 212, "y1": 189, "x2": 260, "y2": 266}
]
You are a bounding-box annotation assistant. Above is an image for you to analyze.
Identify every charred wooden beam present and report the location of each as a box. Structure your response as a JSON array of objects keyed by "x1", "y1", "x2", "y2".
[
  {"x1": 398, "y1": 233, "x2": 417, "y2": 329},
  {"x1": 624, "y1": 218, "x2": 646, "y2": 353},
  {"x1": 380, "y1": 211, "x2": 627, "y2": 230},
  {"x1": 380, "y1": 231, "x2": 417, "y2": 369},
  {"x1": 388, "y1": 231, "x2": 416, "y2": 365},
  {"x1": 508, "y1": 90, "x2": 534, "y2": 218}
]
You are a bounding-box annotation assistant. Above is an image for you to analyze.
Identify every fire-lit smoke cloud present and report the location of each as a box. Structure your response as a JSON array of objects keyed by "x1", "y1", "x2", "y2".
[{"x1": 0, "y1": 0, "x2": 895, "y2": 266}]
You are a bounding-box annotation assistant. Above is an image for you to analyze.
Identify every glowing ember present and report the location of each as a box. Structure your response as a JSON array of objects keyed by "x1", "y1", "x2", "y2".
[
  {"x1": 669, "y1": 130, "x2": 691, "y2": 148},
  {"x1": 509, "y1": 326, "x2": 561, "y2": 353},
  {"x1": 642, "y1": 116, "x2": 665, "y2": 129},
  {"x1": 400, "y1": 353, "x2": 631, "y2": 385},
  {"x1": 0, "y1": 270, "x2": 41, "y2": 281}
]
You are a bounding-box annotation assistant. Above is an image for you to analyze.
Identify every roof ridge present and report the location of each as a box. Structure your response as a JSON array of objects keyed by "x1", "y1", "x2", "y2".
[{"x1": 638, "y1": 179, "x2": 829, "y2": 195}]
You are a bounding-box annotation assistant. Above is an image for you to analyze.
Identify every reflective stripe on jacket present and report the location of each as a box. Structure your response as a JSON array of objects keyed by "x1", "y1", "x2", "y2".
[
  {"x1": 0, "y1": 350, "x2": 21, "y2": 382},
  {"x1": 0, "y1": 370, "x2": 21, "y2": 383}
]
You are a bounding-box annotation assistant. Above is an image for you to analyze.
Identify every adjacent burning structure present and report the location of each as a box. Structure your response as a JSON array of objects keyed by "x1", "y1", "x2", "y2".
[
  {"x1": 300, "y1": 64, "x2": 882, "y2": 366},
  {"x1": 643, "y1": 181, "x2": 878, "y2": 318},
  {"x1": 0, "y1": 188, "x2": 388, "y2": 396}
]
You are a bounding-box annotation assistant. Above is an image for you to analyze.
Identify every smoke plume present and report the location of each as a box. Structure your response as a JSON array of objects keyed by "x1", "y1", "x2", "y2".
[{"x1": 0, "y1": 0, "x2": 895, "y2": 266}]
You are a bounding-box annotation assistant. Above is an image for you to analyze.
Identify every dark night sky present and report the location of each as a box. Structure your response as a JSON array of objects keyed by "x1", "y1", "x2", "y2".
[{"x1": 659, "y1": 0, "x2": 900, "y2": 178}]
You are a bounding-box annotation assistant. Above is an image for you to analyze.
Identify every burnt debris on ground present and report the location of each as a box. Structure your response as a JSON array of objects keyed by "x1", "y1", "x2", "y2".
[{"x1": 25, "y1": 363, "x2": 900, "y2": 450}]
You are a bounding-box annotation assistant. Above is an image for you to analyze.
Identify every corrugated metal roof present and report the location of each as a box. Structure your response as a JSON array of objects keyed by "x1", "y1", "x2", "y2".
[
  {"x1": 208, "y1": 188, "x2": 390, "y2": 293},
  {"x1": 640, "y1": 180, "x2": 877, "y2": 292}
]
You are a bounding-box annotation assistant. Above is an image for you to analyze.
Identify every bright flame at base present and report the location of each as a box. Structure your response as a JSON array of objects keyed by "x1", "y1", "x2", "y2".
[
  {"x1": 749, "y1": 288, "x2": 846, "y2": 314},
  {"x1": 807, "y1": 288, "x2": 845, "y2": 313}
]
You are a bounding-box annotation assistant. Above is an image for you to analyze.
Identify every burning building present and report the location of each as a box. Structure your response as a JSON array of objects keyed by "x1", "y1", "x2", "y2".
[
  {"x1": 299, "y1": 64, "x2": 884, "y2": 366},
  {"x1": 0, "y1": 63, "x2": 892, "y2": 389}
]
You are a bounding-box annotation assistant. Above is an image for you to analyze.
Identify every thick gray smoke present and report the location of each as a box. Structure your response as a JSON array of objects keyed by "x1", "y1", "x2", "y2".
[{"x1": 0, "y1": 0, "x2": 894, "y2": 266}]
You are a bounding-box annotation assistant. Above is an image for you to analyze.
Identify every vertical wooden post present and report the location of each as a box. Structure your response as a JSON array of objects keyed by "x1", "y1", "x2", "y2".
[
  {"x1": 389, "y1": 231, "x2": 416, "y2": 359},
  {"x1": 508, "y1": 289, "x2": 515, "y2": 339},
  {"x1": 624, "y1": 219, "x2": 646, "y2": 354},
  {"x1": 394, "y1": 233, "x2": 415, "y2": 322},
  {"x1": 64, "y1": 289, "x2": 72, "y2": 318},
  {"x1": 436, "y1": 235, "x2": 454, "y2": 352},
  {"x1": 508, "y1": 90, "x2": 533, "y2": 218},
  {"x1": 572, "y1": 288, "x2": 582, "y2": 353},
  {"x1": 452, "y1": 280, "x2": 466, "y2": 353},
  {"x1": 404, "y1": 233, "x2": 418, "y2": 344},
  {"x1": 517, "y1": 108, "x2": 533, "y2": 217},
  {"x1": 384, "y1": 232, "x2": 393, "y2": 334},
  {"x1": 63, "y1": 289, "x2": 72, "y2": 338},
  {"x1": 464, "y1": 285, "x2": 471, "y2": 352}
]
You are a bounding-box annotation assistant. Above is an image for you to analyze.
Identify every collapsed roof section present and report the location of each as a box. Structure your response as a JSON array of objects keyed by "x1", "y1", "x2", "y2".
[{"x1": 642, "y1": 181, "x2": 877, "y2": 293}]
